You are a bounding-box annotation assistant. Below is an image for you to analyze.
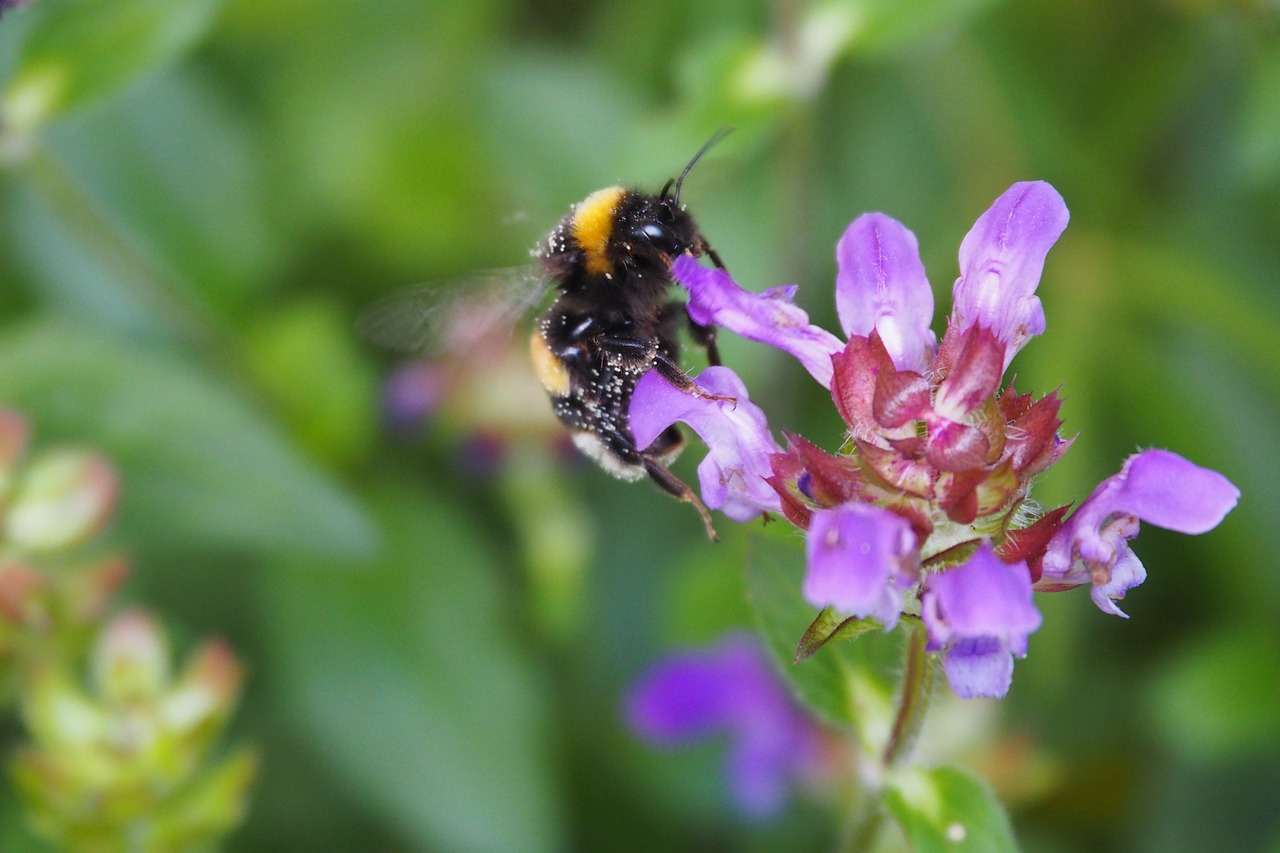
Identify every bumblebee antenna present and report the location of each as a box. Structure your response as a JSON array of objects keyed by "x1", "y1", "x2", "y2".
[{"x1": 666, "y1": 126, "x2": 733, "y2": 206}]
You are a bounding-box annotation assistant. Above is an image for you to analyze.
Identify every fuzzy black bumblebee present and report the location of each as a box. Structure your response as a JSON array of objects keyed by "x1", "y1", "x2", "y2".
[{"x1": 529, "y1": 134, "x2": 732, "y2": 539}]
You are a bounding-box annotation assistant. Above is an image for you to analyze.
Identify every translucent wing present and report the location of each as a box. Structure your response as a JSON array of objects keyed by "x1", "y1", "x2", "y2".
[{"x1": 357, "y1": 265, "x2": 553, "y2": 358}]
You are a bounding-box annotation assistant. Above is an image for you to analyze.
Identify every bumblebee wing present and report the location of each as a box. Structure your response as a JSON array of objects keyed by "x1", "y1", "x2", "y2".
[{"x1": 357, "y1": 266, "x2": 552, "y2": 357}]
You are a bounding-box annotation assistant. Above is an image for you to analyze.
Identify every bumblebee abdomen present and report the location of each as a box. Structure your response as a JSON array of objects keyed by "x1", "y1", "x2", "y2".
[{"x1": 529, "y1": 329, "x2": 571, "y2": 397}]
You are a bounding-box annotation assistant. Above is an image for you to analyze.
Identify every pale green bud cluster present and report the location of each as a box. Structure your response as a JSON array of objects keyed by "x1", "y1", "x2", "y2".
[{"x1": 0, "y1": 410, "x2": 255, "y2": 851}]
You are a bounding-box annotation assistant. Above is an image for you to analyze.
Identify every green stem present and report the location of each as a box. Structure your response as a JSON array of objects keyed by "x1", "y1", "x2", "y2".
[
  {"x1": 883, "y1": 617, "x2": 934, "y2": 768},
  {"x1": 837, "y1": 619, "x2": 936, "y2": 852}
]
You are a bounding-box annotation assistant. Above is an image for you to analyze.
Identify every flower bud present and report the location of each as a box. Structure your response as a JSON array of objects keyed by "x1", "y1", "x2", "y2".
[{"x1": 5, "y1": 450, "x2": 118, "y2": 553}]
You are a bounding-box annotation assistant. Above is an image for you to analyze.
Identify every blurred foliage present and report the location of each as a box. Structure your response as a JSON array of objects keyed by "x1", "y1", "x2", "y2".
[{"x1": 0, "y1": 0, "x2": 1277, "y2": 850}]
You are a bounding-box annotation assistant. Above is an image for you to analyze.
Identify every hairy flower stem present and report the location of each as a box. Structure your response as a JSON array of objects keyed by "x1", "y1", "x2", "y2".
[
  {"x1": 883, "y1": 617, "x2": 934, "y2": 768},
  {"x1": 839, "y1": 619, "x2": 935, "y2": 851}
]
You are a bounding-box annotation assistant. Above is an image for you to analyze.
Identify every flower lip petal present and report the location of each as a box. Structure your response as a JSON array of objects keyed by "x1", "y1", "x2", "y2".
[
  {"x1": 835, "y1": 213, "x2": 936, "y2": 373},
  {"x1": 630, "y1": 366, "x2": 782, "y2": 520},
  {"x1": 951, "y1": 181, "x2": 1069, "y2": 370},
  {"x1": 923, "y1": 546, "x2": 1041, "y2": 646},
  {"x1": 1108, "y1": 449, "x2": 1239, "y2": 535},
  {"x1": 941, "y1": 636, "x2": 1014, "y2": 699},
  {"x1": 672, "y1": 255, "x2": 844, "y2": 387}
]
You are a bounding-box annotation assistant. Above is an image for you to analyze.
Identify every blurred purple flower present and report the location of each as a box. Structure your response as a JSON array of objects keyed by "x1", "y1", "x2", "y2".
[
  {"x1": 626, "y1": 633, "x2": 825, "y2": 818},
  {"x1": 382, "y1": 360, "x2": 446, "y2": 436}
]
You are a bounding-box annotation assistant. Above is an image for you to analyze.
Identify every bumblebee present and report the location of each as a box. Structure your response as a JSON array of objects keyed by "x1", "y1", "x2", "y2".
[{"x1": 529, "y1": 133, "x2": 732, "y2": 540}]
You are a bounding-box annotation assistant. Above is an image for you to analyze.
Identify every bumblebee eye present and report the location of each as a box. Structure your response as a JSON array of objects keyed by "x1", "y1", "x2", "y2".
[{"x1": 634, "y1": 221, "x2": 678, "y2": 254}]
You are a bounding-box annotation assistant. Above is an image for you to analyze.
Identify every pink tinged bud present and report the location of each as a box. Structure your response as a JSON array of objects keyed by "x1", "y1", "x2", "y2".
[
  {"x1": 855, "y1": 438, "x2": 936, "y2": 498},
  {"x1": 834, "y1": 213, "x2": 936, "y2": 374},
  {"x1": 924, "y1": 420, "x2": 989, "y2": 472},
  {"x1": 0, "y1": 410, "x2": 31, "y2": 487},
  {"x1": 1040, "y1": 449, "x2": 1238, "y2": 615},
  {"x1": 630, "y1": 366, "x2": 782, "y2": 521},
  {"x1": 872, "y1": 369, "x2": 932, "y2": 429},
  {"x1": 5, "y1": 451, "x2": 118, "y2": 553},
  {"x1": 163, "y1": 640, "x2": 244, "y2": 734},
  {"x1": 784, "y1": 434, "x2": 864, "y2": 506},
  {"x1": 922, "y1": 546, "x2": 1041, "y2": 698},
  {"x1": 672, "y1": 255, "x2": 845, "y2": 388},
  {"x1": 92, "y1": 610, "x2": 170, "y2": 703},
  {"x1": 803, "y1": 503, "x2": 917, "y2": 631},
  {"x1": 951, "y1": 182, "x2": 1069, "y2": 372},
  {"x1": 0, "y1": 560, "x2": 45, "y2": 624}
]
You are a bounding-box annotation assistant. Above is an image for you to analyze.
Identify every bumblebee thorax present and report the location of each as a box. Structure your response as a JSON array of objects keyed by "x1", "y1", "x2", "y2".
[{"x1": 570, "y1": 186, "x2": 627, "y2": 276}]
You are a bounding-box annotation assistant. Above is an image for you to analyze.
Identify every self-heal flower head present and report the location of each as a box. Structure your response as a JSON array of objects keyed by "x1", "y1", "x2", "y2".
[
  {"x1": 921, "y1": 546, "x2": 1042, "y2": 699},
  {"x1": 1039, "y1": 449, "x2": 1239, "y2": 616},
  {"x1": 626, "y1": 633, "x2": 826, "y2": 818},
  {"x1": 635, "y1": 181, "x2": 1237, "y2": 700}
]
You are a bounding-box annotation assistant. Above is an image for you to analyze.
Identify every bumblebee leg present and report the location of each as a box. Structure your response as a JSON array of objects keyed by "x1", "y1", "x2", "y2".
[
  {"x1": 642, "y1": 455, "x2": 718, "y2": 542},
  {"x1": 650, "y1": 353, "x2": 736, "y2": 406},
  {"x1": 597, "y1": 335, "x2": 736, "y2": 404},
  {"x1": 687, "y1": 317, "x2": 722, "y2": 367}
]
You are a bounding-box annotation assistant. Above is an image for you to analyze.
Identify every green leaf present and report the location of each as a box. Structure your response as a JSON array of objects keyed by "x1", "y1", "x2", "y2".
[
  {"x1": 885, "y1": 764, "x2": 1019, "y2": 853},
  {"x1": 39, "y1": 70, "x2": 285, "y2": 319},
  {"x1": 2, "y1": 0, "x2": 223, "y2": 127},
  {"x1": 0, "y1": 321, "x2": 376, "y2": 557},
  {"x1": 258, "y1": 482, "x2": 565, "y2": 853},
  {"x1": 744, "y1": 526, "x2": 902, "y2": 746},
  {"x1": 243, "y1": 298, "x2": 378, "y2": 468}
]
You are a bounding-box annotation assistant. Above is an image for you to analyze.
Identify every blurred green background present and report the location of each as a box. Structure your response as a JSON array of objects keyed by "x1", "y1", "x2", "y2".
[{"x1": 0, "y1": 0, "x2": 1276, "y2": 850}]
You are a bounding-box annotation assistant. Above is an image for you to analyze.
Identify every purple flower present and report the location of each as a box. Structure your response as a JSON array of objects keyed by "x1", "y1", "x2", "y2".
[
  {"x1": 630, "y1": 366, "x2": 782, "y2": 522},
  {"x1": 921, "y1": 546, "x2": 1042, "y2": 699},
  {"x1": 626, "y1": 633, "x2": 825, "y2": 818},
  {"x1": 804, "y1": 503, "x2": 917, "y2": 630},
  {"x1": 1039, "y1": 449, "x2": 1240, "y2": 616},
  {"x1": 950, "y1": 182, "x2": 1069, "y2": 372}
]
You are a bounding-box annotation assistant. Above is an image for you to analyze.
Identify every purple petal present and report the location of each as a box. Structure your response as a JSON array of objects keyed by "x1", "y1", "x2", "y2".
[
  {"x1": 922, "y1": 546, "x2": 1041, "y2": 654},
  {"x1": 673, "y1": 255, "x2": 844, "y2": 387},
  {"x1": 941, "y1": 637, "x2": 1015, "y2": 699},
  {"x1": 803, "y1": 503, "x2": 916, "y2": 630},
  {"x1": 835, "y1": 213, "x2": 937, "y2": 373},
  {"x1": 951, "y1": 182, "x2": 1069, "y2": 371},
  {"x1": 630, "y1": 367, "x2": 782, "y2": 521},
  {"x1": 1101, "y1": 449, "x2": 1239, "y2": 535}
]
